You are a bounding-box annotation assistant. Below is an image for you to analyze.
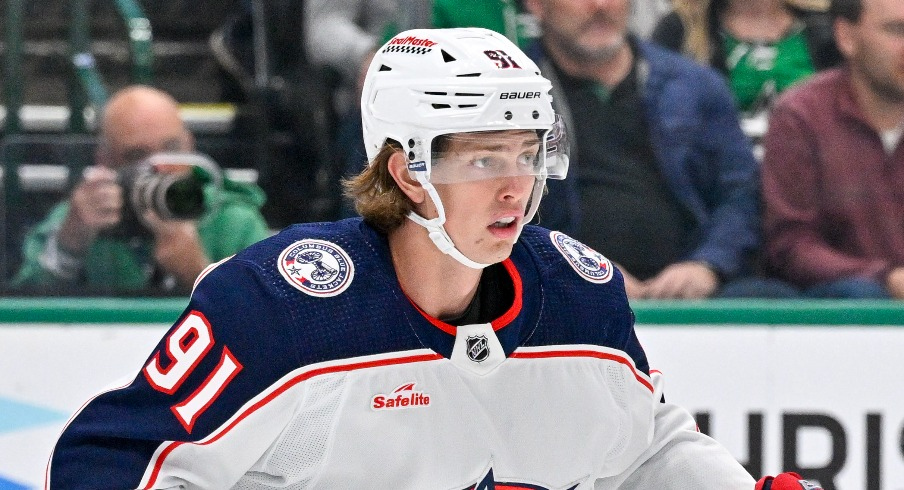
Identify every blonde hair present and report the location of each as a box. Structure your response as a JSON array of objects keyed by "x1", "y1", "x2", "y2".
[
  {"x1": 673, "y1": 0, "x2": 714, "y2": 65},
  {"x1": 341, "y1": 140, "x2": 415, "y2": 233}
]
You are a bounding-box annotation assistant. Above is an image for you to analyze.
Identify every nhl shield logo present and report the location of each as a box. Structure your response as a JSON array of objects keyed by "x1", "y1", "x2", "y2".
[
  {"x1": 278, "y1": 239, "x2": 354, "y2": 297},
  {"x1": 466, "y1": 335, "x2": 490, "y2": 363},
  {"x1": 550, "y1": 231, "x2": 613, "y2": 284}
]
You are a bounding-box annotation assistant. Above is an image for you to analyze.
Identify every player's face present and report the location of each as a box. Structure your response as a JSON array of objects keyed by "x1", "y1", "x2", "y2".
[
  {"x1": 838, "y1": 0, "x2": 904, "y2": 101},
  {"x1": 432, "y1": 130, "x2": 540, "y2": 264},
  {"x1": 528, "y1": 0, "x2": 630, "y2": 63}
]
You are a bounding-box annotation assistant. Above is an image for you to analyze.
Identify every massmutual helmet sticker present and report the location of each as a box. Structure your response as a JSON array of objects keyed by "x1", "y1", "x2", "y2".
[
  {"x1": 550, "y1": 231, "x2": 613, "y2": 284},
  {"x1": 278, "y1": 239, "x2": 354, "y2": 297}
]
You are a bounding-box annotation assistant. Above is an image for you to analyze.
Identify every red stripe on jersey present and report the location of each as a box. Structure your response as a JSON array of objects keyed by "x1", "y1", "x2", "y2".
[
  {"x1": 490, "y1": 259, "x2": 523, "y2": 331},
  {"x1": 142, "y1": 351, "x2": 443, "y2": 488},
  {"x1": 510, "y1": 349, "x2": 654, "y2": 393},
  {"x1": 404, "y1": 258, "x2": 524, "y2": 335}
]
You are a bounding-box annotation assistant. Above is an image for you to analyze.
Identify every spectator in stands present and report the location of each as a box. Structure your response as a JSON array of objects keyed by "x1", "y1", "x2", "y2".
[
  {"x1": 651, "y1": 0, "x2": 840, "y2": 114},
  {"x1": 434, "y1": 0, "x2": 673, "y2": 45},
  {"x1": 524, "y1": 0, "x2": 797, "y2": 299},
  {"x1": 305, "y1": 0, "x2": 533, "y2": 100},
  {"x1": 761, "y1": 0, "x2": 904, "y2": 299},
  {"x1": 305, "y1": 0, "x2": 419, "y2": 219},
  {"x1": 304, "y1": 0, "x2": 417, "y2": 117},
  {"x1": 210, "y1": 1, "x2": 341, "y2": 228},
  {"x1": 12, "y1": 86, "x2": 271, "y2": 295}
]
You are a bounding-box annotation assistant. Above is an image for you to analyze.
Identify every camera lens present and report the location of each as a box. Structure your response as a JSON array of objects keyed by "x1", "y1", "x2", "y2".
[
  {"x1": 162, "y1": 175, "x2": 205, "y2": 219},
  {"x1": 102, "y1": 153, "x2": 218, "y2": 239},
  {"x1": 132, "y1": 167, "x2": 207, "y2": 221}
]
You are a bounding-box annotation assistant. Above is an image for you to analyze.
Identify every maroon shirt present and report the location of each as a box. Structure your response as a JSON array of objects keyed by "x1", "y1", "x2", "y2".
[{"x1": 762, "y1": 67, "x2": 904, "y2": 287}]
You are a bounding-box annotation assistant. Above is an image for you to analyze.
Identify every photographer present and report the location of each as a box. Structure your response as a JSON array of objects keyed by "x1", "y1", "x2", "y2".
[{"x1": 12, "y1": 86, "x2": 271, "y2": 295}]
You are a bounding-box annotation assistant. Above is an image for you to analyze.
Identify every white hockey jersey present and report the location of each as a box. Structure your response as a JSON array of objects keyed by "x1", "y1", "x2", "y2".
[{"x1": 47, "y1": 218, "x2": 755, "y2": 489}]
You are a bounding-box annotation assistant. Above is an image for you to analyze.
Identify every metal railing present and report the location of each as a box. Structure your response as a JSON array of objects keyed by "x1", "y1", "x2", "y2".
[
  {"x1": 3, "y1": 0, "x2": 25, "y2": 134},
  {"x1": 69, "y1": 0, "x2": 154, "y2": 130},
  {"x1": 3, "y1": 0, "x2": 153, "y2": 134},
  {"x1": 114, "y1": 0, "x2": 153, "y2": 84}
]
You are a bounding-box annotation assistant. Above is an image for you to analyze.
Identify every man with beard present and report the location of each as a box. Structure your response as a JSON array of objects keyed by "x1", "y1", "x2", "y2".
[
  {"x1": 762, "y1": 0, "x2": 904, "y2": 298},
  {"x1": 524, "y1": 0, "x2": 793, "y2": 300}
]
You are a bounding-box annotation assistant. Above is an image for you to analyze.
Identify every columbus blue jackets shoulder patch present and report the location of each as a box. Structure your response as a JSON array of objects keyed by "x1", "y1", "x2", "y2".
[
  {"x1": 277, "y1": 239, "x2": 355, "y2": 297},
  {"x1": 549, "y1": 231, "x2": 613, "y2": 284}
]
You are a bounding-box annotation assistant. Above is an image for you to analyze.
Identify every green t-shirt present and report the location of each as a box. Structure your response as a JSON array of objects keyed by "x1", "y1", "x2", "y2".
[{"x1": 722, "y1": 24, "x2": 816, "y2": 113}]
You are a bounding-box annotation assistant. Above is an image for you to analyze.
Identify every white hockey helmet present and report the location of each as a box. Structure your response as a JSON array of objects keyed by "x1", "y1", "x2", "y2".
[
  {"x1": 361, "y1": 27, "x2": 567, "y2": 180},
  {"x1": 360, "y1": 27, "x2": 569, "y2": 268}
]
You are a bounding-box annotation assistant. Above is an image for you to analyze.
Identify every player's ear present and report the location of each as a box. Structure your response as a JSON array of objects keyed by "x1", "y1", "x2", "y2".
[{"x1": 387, "y1": 150, "x2": 426, "y2": 204}]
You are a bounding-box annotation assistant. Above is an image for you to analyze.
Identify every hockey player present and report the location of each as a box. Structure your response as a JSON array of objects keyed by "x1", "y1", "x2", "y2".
[{"x1": 47, "y1": 28, "x2": 817, "y2": 489}]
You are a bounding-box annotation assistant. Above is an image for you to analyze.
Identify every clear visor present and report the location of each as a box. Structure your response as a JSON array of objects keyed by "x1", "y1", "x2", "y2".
[{"x1": 423, "y1": 115, "x2": 569, "y2": 184}]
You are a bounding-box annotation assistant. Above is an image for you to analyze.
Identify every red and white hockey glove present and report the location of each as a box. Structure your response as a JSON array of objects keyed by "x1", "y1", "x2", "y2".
[{"x1": 755, "y1": 473, "x2": 823, "y2": 490}]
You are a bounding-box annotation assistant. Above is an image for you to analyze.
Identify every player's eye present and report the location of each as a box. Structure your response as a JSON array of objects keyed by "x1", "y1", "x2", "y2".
[
  {"x1": 517, "y1": 152, "x2": 540, "y2": 168},
  {"x1": 471, "y1": 156, "x2": 497, "y2": 169}
]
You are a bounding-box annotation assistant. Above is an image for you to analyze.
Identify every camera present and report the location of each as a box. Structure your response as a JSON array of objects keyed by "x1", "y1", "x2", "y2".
[{"x1": 103, "y1": 152, "x2": 222, "y2": 239}]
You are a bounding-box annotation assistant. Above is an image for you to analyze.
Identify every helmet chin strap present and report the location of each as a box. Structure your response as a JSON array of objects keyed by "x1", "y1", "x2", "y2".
[
  {"x1": 406, "y1": 173, "x2": 549, "y2": 270},
  {"x1": 407, "y1": 174, "x2": 491, "y2": 270},
  {"x1": 519, "y1": 176, "x2": 546, "y2": 237}
]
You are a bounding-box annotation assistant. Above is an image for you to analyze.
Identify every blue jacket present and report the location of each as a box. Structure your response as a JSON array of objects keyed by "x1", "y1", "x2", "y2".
[{"x1": 531, "y1": 39, "x2": 760, "y2": 279}]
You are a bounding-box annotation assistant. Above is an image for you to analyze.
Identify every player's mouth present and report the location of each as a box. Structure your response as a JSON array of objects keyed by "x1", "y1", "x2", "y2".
[
  {"x1": 490, "y1": 216, "x2": 516, "y2": 228},
  {"x1": 488, "y1": 215, "x2": 521, "y2": 239}
]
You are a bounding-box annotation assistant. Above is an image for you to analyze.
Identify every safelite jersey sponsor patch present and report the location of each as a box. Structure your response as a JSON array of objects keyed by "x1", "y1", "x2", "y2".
[
  {"x1": 371, "y1": 382, "x2": 431, "y2": 411},
  {"x1": 550, "y1": 231, "x2": 613, "y2": 284},
  {"x1": 278, "y1": 239, "x2": 355, "y2": 297}
]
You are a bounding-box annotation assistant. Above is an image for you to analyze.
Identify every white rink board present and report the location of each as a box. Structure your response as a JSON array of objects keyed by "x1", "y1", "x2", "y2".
[
  {"x1": 0, "y1": 325, "x2": 167, "y2": 488},
  {"x1": 637, "y1": 325, "x2": 904, "y2": 490},
  {"x1": 1, "y1": 324, "x2": 902, "y2": 489}
]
